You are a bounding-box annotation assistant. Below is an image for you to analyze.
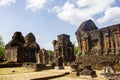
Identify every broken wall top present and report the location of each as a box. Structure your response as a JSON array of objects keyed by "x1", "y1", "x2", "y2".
[
  {"x1": 24, "y1": 33, "x2": 40, "y2": 51},
  {"x1": 76, "y1": 20, "x2": 120, "y2": 39},
  {"x1": 5, "y1": 32, "x2": 40, "y2": 51},
  {"x1": 5, "y1": 32, "x2": 25, "y2": 49},
  {"x1": 57, "y1": 34, "x2": 70, "y2": 42},
  {"x1": 87, "y1": 23, "x2": 120, "y2": 39},
  {"x1": 76, "y1": 19, "x2": 98, "y2": 34}
]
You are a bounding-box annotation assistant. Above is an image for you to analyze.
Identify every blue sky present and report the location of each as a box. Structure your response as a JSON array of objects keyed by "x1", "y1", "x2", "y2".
[{"x1": 0, "y1": 0, "x2": 120, "y2": 50}]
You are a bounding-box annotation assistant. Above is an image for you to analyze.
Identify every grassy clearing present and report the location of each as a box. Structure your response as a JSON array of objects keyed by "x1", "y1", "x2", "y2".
[{"x1": 0, "y1": 67, "x2": 35, "y2": 75}]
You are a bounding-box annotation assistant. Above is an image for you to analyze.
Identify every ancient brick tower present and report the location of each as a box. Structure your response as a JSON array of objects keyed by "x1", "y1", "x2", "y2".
[
  {"x1": 5, "y1": 32, "x2": 25, "y2": 62},
  {"x1": 23, "y1": 33, "x2": 40, "y2": 62},
  {"x1": 5, "y1": 32, "x2": 40, "y2": 63},
  {"x1": 37, "y1": 48, "x2": 48, "y2": 64},
  {"x1": 53, "y1": 34, "x2": 75, "y2": 64},
  {"x1": 76, "y1": 19, "x2": 120, "y2": 56}
]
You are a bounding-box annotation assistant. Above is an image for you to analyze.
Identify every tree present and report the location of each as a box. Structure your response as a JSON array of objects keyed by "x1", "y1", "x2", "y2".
[
  {"x1": 73, "y1": 41, "x2": 78, "y2": 54},
  {"x1": 74, "y1": 45, "x2": 78, "y2": 54},
  {"x1": 0, "y1": 36, "x2": 5, "y2": 58},
  {"x1": 47, "y1": 50, "x2": 53, "y2": 55}
]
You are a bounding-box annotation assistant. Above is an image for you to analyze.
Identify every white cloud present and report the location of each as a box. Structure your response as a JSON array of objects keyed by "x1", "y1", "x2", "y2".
[
  {"x1": 76, "y1": 0, "x2": 114, "y2": 15},
  {"x1": 0, "y1": 0, "x2": 16, "y2": 6},
  {"x1": 25, "y1": 0, "x2": 47, "y2": 12},
  {"x1": 52, "y1": 0, "x2": 117, "y2": 26},
  {"x1": 52, "y1": 6, "x2": 60, "y2": 13},
  {"x1": 97, "y1": 7, "x2": 120, "y2": 24},
  {"x1": 76, "y1": 0, "x2": 87, "y2": 8},
  {"x1": 53, "y1": 1, "x2": 93, "y2": 26}
]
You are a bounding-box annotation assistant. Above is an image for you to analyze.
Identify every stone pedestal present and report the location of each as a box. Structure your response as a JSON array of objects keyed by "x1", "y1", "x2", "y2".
[
  {"x1": 54, "y1": 66, "x2": 64, "y2": 69},
  {"x1": 79, "y1": 65, "x2": 97, "y2": 78},
  {"x1": 54, "y1": 56, "x2": 64, "y2": 70}
]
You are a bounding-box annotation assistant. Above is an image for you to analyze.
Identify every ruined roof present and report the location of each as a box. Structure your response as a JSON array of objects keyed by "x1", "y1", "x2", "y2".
[
  {"x1": 76, "y1": 19, "x2": 98, "y2": 33},
  {"x1": 89, "y1": 23, "x2": 120, "y2": 38},
  {"x1": 57, "y1": 34, "x2": 70, "y2": 41},
  {"x1": 57, "y1": 34, "x2": 70, "y2": 38},
  {"x1": 24, "y1": 33, "x2": 35, "y2": 43},
  {"x1": 100, "y1": 23, "x2": 120, "y2": 34},
  {"x1": 24, "y1": 33, "x2": 40, "y2": 50},
  {"x1": 76, "y1": 20, "x2": 120, "y2": 40},
  {"x1": 5, "y1": 32, "x2": 25, "y2": 48}
]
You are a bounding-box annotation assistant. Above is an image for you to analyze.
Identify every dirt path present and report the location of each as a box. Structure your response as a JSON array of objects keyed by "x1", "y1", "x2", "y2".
[
  {"x1": 0, "y1": 67, "x2": 70, "y2": 80},
  {"x1": 0, "y1": 66, "x2": 115, "y2": 80}
]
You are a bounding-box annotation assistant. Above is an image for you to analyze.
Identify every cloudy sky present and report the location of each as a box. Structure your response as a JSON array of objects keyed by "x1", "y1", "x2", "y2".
[{"x1": 0, "y1": 0, "x2": 120, "y2": 50}]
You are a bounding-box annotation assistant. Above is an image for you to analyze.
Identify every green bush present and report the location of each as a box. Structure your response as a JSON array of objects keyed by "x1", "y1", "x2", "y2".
[
  {"x1": 74, "y1": 45, "x2": 78, "y2": 54},
  {"x1": 47, "y1": 50, "x2": 53, "y2": 55},
  {"x1": 0, "y1": 36, "x2": 5, "y2": 58}
]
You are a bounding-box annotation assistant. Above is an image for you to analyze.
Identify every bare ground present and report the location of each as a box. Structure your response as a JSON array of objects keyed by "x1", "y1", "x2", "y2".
[{"x1": 0, "y1": 66, "x2": 119, "y2": 80}]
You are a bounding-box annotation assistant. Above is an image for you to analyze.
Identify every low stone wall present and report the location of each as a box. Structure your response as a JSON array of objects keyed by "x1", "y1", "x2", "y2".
[
  {"x1": 22, "y1": 63, "x2": 46, "y2": 71},
  {"x1": 0, "y1": 63, "x2": 22, "y2": 68}
]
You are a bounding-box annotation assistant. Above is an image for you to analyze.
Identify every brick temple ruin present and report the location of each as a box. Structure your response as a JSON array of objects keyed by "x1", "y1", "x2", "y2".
[
  {"x1": 53, "y1": 34, "x2": 75, "y2": 64},
  {"x1": 5, "y1": 32, "x2": 48, "y2": 64},
  {"x1": 39, "y1": 48, "x2": 48, "y2": 64},
  {"x1": 76, "y1": 19, "x2": 120, "y2": 56},
  {"x1": 75, "y1": 20, "x2": 120, "y2": 71},
  {"x1": 5, "y1": 32, "x2": 40, "y2": 63}
]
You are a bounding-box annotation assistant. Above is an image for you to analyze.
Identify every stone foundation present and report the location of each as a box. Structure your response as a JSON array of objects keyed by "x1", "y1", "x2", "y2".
[{"x1": 22, "y1": 63, "x2": 46, "y2": 71}]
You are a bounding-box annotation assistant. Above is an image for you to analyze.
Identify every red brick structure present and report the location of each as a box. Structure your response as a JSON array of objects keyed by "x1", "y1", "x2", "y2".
[
  {"x1": 53, "y1": 34, "x2": 75, "y2": 64},
  {"x1": 76, "y1": 20, "x2": 120, "y2": 56},
  {"x1": 5, "y1": 32, "x2": 40, "y2": 63}
]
